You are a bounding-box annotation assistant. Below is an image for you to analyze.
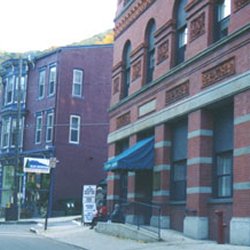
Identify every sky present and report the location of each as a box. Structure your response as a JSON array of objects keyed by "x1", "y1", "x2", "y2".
[{"x1": 0, "y1": 0, "x2": 117, "y2": 53}]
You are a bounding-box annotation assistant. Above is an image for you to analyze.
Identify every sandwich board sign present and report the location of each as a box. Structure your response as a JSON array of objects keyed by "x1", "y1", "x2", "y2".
[
  {"x1": 23, "y1": 157, "x2": 50, "y2": 174},
  {"x1": 82, "y1": 185, "x2": 96, "y2": 223}
]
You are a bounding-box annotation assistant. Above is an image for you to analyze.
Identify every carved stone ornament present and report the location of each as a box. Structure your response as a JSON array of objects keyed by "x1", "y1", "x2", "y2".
[
  {"x1": 157, "y1": 39, "x2": 169, "y2": 64},
  {"x1": 202, "y1": 57, "x2": 235, "y2": 88},
  {"x1": 113, "y1": 77, "x2": 120, "y2": 95},
  {"x1": 166, "y1": 81, "x2": 189, "y2": 106},
  {"x1": 114, "y1": 0, "x2": 156, "y2": 38},
  {"x1": 116, "y1": 112, "x2": 131, "y2": 129},
  {"x1": 132, "y1": 60, "x2": 142, "y2": 81},
  {"x1": 190, "y1": 12, "x2": 205, "y2": 42}
]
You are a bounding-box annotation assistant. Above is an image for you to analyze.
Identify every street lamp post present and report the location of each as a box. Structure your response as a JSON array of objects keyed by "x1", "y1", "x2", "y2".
[{"x1": 14, "y1": 57, "x2": 23, "y2": 220}]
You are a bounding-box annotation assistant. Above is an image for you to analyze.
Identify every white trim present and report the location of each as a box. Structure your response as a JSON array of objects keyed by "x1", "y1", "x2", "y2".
[
  {"x1": 35, "y1": 115, "x2": 42, "y2": 144},
  {"x1": 188, "y1": 129, "x2": 213, "y2": 139},
  {"x1": 46, "y1": 112, "x2": 54, "y2": 143},
  {"x1": 48, "y1": 66, "x2": 56, "y2": 97},
  {"x1": 69, "y1": 115, "x2": 81, "y2": 144},
  {"x1": 187, "y1": 186, "x2": 212, "y2": 194},
  {"x1": 72, "y1": 69, "x2": 83, "y2": 97},
  {"x1": 154, "y1": 164, "x2": 171, "y2": 171},
  {"x1": 154, "y1": 140, "x2": 171, "y2": 148},
  {"x1": 38, "y1": 70, "x2": 45, "y2": 99}
]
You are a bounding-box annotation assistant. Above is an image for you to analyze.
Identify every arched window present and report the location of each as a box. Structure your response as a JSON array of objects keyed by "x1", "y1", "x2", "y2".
[
  {"x1": 214, "y1": 0, "x2": 231, "y2": 42},
  {"x1": 175, "y1": 0, "x2": 188, "y2": 65},
  {"x1": 122, "y1": 41, "x2": 131, "y2": 98},
  {"x1": 145, "y1": 19, "x2": 156, "y2": 84}
]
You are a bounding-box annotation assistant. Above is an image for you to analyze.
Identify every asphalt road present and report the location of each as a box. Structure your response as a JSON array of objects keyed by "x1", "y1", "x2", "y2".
[{"x1": 0, "y1": 224, "x2": 86, "y2": 250}]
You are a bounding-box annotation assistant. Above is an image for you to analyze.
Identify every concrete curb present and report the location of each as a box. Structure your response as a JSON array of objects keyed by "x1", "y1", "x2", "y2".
[
  {"x1": 0, "y1": 220, "x2": 37, "y2": 225},
  {"x1": 30, "y1": 227, "x2": 39, "y2": 234}
]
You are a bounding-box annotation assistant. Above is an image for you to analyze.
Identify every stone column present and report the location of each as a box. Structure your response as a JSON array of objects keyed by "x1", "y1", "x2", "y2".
[
  {"x1": 230, "y1": 90, "x2": 250, "y2": 246},
  {"x1": 184, "y1": 109, "x2": 213, "y2": 239},
  {"x1": 106, "y1": 143, "x2": 121, "y2": 212},
  {"x1": 125, "y1": 135, "x2": 137, "y2": 224},
  {"x1": 150, "y1": 124, "x2": 171, "y2": 228}
]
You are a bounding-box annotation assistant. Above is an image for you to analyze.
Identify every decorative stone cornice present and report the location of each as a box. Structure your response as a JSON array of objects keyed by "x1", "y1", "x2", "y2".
[{"x1": 114, "y1": 0, "x2": 156, "y2": 39}]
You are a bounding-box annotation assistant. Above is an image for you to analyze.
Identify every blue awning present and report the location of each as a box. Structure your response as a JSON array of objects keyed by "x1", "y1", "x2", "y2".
[{"x1": 104, "y1": 136, "x2": 154, "y2": 172}]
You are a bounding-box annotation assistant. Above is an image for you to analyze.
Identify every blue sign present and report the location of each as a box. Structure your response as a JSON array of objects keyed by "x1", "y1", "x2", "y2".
[{"x1": 23, "y1": 157, "x2": 50, "y2": 174}]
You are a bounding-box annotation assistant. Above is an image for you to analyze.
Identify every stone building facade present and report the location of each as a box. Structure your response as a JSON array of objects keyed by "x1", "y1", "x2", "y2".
[{"x1": 105, "y1": 0, "x2": 250, "y2": 245}]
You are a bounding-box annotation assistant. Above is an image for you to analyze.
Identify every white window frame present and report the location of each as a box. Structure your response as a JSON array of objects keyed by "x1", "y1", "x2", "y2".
[
  {"x1": 69, "y1": 115, "x2": 81, "y2": 144},
  {"x1": 48, "y1": 66, "x2": 56, "y2": 96},
  {"x1": 14, "y1": 76, "x2": 26, "y2": 103},
  {"x1": 1, "y1": 117, "x2": 11, "y2": 148},
  {"x1": 38, "y1": 70, "x2": 46, "y2": 99},
  {"x1": 35, "y1": 115, "x2": 43, "y2": 144},
  {"x1": 5, "y1": 76, "x2": 15, "y2": 105},
  {"x1": 72, "y1": 69, "x2": 83, "y2": 97},
  {"x1": 46, "y1": 112, "x2": 54, "y2": 142}
]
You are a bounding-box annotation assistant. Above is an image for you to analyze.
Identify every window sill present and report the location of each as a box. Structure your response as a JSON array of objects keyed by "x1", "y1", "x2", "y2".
[{"x1": 208, "y1": 198, "x2": 233, "y2": 205}]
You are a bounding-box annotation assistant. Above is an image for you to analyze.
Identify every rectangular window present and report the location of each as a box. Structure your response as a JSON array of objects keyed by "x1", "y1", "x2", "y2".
[
  {"x1": 69, "y1": 115, "x2": 80, "y2": 144},
  {"x1": 153, "y1": 171, "x2": 161, "y2": 191},
  {"x1": 177, "y1": 27, "x2": 188, "y2": 65},
  {"x1": 48, "y1": 66, "x2": 56, "y2": 96},
  {"x1": 213, "y1": 105, "x2": 233, "y2": 198},
  {"x1": 72, "y1": 69, "x2": 83, "y2": 97},
  {"x1": 5, "y1": 77, "x2": 15, "y2": 105},
  {"x1": 170, "y1": 119, "x2": 188, "y2": 201},
  {"x1": 14, "y1": 76, "x2": 26, "y2": 103},
  {"x1": 38, "y1": 70, "x2": 45, "y2": 99},
  {"x1": 35, "y1": 115, "x2": 42, "y2": 144},
  {"x1": 10, "y1": 118, "x2": 23, "y2": 148},
  {"x1": 216, "y1": 151, "x2": 233, "y2": 198},
  {"x1": 10, "y1": 119, "x2": 17, "y2": 147},
  {"x1": 172, "y1": 160, "x2": 187, "y2": 201},
  {"x1": 214, "y1": 0, "x2": 231, "y2": 41},
  {"x1": 46, "y1": 112, "x2": 54, "y2": 142},
  {"x1": 1, "y1": 118, "x2": 10, "y2": 148}
]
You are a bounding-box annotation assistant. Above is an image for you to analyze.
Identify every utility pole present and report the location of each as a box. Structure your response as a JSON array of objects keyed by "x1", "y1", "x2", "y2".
[{"x1": 13, "y1": 57, "x2": 23, "y2": 220}]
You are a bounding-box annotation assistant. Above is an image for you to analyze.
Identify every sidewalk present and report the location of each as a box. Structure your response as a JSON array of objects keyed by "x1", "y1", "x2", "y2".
[{"x1": 30, "y1": 217, "x2": 250, "y2": 250}]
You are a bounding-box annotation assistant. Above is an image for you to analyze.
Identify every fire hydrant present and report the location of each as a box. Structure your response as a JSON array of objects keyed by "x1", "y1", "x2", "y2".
[{"x1": 215, "y1": 210, "x2": 227, "y2": 244}]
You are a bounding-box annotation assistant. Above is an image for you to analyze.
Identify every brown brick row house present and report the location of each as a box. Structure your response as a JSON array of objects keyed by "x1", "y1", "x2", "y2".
[{"x1": 0, "y1": 44, "x2": 113, "y2": 216}]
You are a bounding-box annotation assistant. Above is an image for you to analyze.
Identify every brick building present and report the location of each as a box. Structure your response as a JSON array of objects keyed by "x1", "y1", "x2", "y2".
[
  {"x1": 0, "y1": 44, "x2": 113, "y2": 216},
  {"x1": 105, "y1": 0, "x2": 250, "y2": 245}
]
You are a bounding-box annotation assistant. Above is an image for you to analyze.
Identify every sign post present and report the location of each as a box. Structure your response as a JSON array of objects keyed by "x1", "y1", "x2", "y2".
[
  {"x1": 44, "y1": 157, "x2": 58, "y2": 231},
  {"x1": 82, "y1": 185, "x2": 96, "y2": 224},
  {"x1": 23, "y1": 157, "x2": 56, "y2": 231}
]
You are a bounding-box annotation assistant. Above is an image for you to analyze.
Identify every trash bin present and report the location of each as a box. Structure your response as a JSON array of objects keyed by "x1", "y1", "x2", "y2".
[{"x1": 5, "y1": 204, "x2": 18, "y2": 221}]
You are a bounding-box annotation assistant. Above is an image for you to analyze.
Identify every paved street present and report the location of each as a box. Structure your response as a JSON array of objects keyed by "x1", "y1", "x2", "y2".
[
  {"x1": 1, "y1": 217, "x2": 250, "y2": 250},
  {"x1": 0, "y1": 224, "x2": 86, "y2": 250}
]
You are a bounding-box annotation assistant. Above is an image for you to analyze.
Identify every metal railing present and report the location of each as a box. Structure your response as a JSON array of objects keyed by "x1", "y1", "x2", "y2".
[{"x1": 120, "y1": 200, "x2": 162, "y2": 240}]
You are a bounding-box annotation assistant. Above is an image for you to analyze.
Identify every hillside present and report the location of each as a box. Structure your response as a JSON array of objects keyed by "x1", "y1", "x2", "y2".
[{"x1": 0, "y1": 29, "x2": 114, "y2": 63}]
